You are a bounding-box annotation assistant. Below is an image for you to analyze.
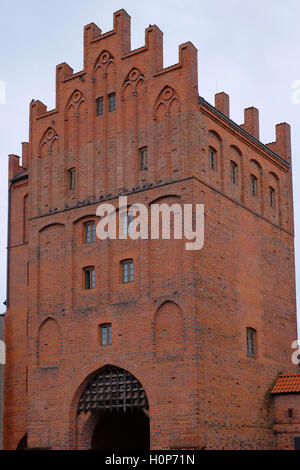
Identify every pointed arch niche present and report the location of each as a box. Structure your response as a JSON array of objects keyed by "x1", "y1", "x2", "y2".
[
  {"x1": 92, "y1": 50, "x2": 116, "y2": 195},
  {"x1": 38, "y1": 317, "x2": 61, "y2": 368},
  {"x1": 64, "y1": 89, "x2": 87, "y2": 201},
  {"x1": 207, "y1": 130, "x2": 223, "y2": 189},
  {"x1": 121, "y1": 67, "x2": 148, "y2": 189},
  {"x1": 153, "y1": 86, "x2": 182, "y2": 181},
  {"x1": 38, "y1": 223, "x2": 66, "y2": 313},
  {"x1": 154, "y1": 301, "x2": 184, "y2": 360},
  {"x1": 38, "y1": 127, "x2": 59, "y2": 212}
]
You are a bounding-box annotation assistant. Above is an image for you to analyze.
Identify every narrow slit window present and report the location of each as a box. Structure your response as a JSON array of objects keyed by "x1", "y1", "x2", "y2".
[
  {"x1": 247, "y1": 328, "x2": 257, "y2": 357},
  {"x1": 100, "y1": 324, "x2": 112, "y2": 346},
  {"x1": 251, "y1": 174, "x2": 258, "y2": 197},
  {"x1": 84, "y1": 267, "x2": 95, "y2": 290},
  {"x1": 108, "y1": 93, "x2": 116, "y2": 112},
  {"x1": 140, "y1": 147, "x2": 148, "y2": 170},
  {"x1": 96, "y1": 97, "x2": 104, "y2": 116},
  {"x1": 270, "y1": 186, "x2": 275, "y2": 208},
  {"x1": 69, "y1": 168, "x2": 76, "y2": 191},
  {"x1": 209, "y1": 147, "x2": 216, "y2": 170},
  {"x1": 121, "y1": 259, "x2": 134, "y2": 284},
  {"x1": 85, "y1": 222, "x2": 96, "y2": 244},
  {"x1": 231, "y1": 161, "x2": 238, "y2": 184}
]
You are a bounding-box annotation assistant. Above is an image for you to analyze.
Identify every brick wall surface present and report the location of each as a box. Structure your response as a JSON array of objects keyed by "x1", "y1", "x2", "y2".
[{"x1": 3, "y1": 9, "x2": 298, "y2": 450}]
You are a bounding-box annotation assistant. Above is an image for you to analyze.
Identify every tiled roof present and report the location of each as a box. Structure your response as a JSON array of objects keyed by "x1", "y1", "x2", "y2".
[{"x1": 271, "y1": 375, "x2": 300, "y2": 395}]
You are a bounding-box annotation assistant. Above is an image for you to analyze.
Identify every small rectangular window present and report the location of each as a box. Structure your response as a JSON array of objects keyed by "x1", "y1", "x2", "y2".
[
  {"x1": 96, "y1": 97, "x2": 104, "y2": 116},
  {"x1": 270, "y1": 187, "x2": 275, "y2": 208},
  {"x1": 69, "y1": 168, "x2": 76, "y2": 190},
  {"x1": 122, "y1": 214, "x2": 128, "y2": 236},
  {"x1": 85, "y1": 222, "x2": 96, "y2": 244},
  {"x1": 209, "y1": 147, "x2": 216, "y2": 170},
  {"x1": 84, "y1": 267, "x2": 95, "y2": 290},
  {"x1": 251, "y1": 175, "x2": 258, "y2": 197},
  {"x1": 100, "y1": 324, "x2": 112, "y2": 346},
  {"x1": 122, "y1": 260, "x2": 134, "y2": 284},
  {"x1": 247, "y1": 328, "x2": 256, "y2": 357},
  {"x1": 122, "y1": 213, "x2": 134, "y2": 236},
  {"x1": 140, "y1": 147, "x2": 148, "y2": 170},
  {"x1": 108, "y1": 93, "x2": 116, "y2": 112},
  {"x1": 231, "y1": 161, "x2": 237, "y2": 184},
  {"x1": 23, "y1": 195, "x2": 29, "y2": 243}
]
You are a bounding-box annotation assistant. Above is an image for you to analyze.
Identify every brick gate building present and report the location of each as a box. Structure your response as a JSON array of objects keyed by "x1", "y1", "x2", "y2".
[{"x1": 3, "y1": 9, "x2": 299, "y2": 450}]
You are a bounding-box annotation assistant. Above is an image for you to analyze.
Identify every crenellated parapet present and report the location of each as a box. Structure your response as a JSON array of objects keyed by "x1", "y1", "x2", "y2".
[
  {"x1": 22, "y1": 9, "x2": 202, "y2": 219},
  {"x1": 8, "y1": 154, "x2": 22, "y2": 181},
  {"x1": 210, "y1": 92, "x2": 291, "y2": 165},
  {"x1": 12, "y1": 10, "x2": 293, "y2": 233},
  {"x1": 29, "y1": 9, "x2": 197, "y2": 123},
  {"x1": 8, "y1": 144, "x2": 29, "y2": 181},
  {"x1": 266, "y1": 123, "x2": 291, "y2": 163},
  {"x1": 215, "y1": 92, "x2": 230, "y2": 117},
  {"x1": 21, "y1": 143, "x2": 29, "y2": 170},
  {"x1": 241, "y1": 107, "x2": 260, "y2": 140}
]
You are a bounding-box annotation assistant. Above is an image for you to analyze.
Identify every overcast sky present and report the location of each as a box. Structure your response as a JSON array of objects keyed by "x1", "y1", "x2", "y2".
[{"x1": 0, "y1": 0, "x2": 299, "y2": 334}]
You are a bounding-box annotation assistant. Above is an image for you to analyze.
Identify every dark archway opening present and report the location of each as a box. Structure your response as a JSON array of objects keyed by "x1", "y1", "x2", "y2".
[
  {"x1": 91, "y1": 409, "x2": 150, "y2": 450},
  {"x1": 78, "y1": 365, "x2": 150, "y2": 451}
]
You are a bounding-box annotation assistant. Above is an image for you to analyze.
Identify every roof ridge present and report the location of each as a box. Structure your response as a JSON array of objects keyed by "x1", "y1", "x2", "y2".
[{"x1": 279, "y1": 374, "x2": 300, "y2": 377}]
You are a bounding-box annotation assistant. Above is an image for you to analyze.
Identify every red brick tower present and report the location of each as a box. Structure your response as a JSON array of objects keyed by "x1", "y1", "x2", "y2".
[{"x1": 4, "y1": 10, "x2": 298, "y2": 450}]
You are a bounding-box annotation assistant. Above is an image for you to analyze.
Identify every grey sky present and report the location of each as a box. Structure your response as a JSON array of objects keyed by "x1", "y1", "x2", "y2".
[{"x1": 0, "y1": 0, "x2": 299, "y2": 335}]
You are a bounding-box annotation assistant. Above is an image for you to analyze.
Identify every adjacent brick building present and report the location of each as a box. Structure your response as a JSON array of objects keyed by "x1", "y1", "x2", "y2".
[
  {"x1": 3, "y1": 9, "x2": 299, "y2": 450},
  {"x1": 271, "y1": 375, "x2": 300, "y2": 450}
]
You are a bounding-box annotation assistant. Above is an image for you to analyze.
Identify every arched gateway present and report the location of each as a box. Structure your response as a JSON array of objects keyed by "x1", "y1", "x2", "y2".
[{"x1": 77, "y1": 365, "x2": 150, "y2": 450}]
